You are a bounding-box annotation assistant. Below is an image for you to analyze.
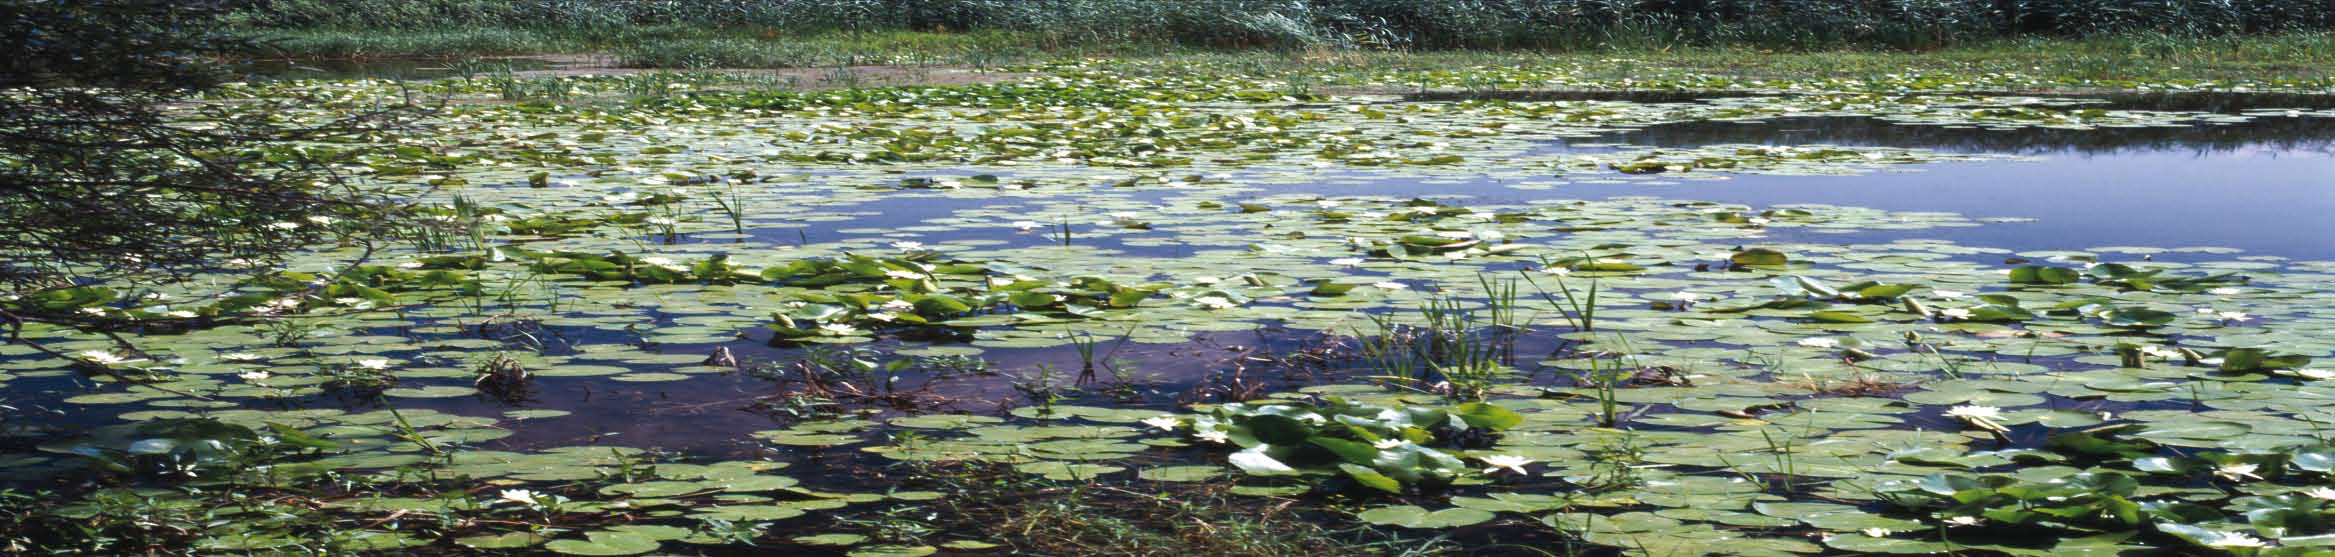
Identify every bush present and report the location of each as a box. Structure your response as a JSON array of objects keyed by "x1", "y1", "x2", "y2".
[{"x1": 3, "y1": 0, "x2": 404, "y2": 349}]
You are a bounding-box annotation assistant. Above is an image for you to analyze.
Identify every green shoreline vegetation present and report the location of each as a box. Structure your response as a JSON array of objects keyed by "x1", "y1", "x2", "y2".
[
  {"x1": 232, "y1": 1, "x2": 2335, "y2": 85},
  {"x1": 253, "y1": 26, "x2": 2335, "y2": 86}
]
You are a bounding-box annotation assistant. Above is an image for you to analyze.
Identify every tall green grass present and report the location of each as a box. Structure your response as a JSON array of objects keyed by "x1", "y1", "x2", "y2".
[{"x1": 243, "y1": 0, "x2": 2333, "y2": 52}]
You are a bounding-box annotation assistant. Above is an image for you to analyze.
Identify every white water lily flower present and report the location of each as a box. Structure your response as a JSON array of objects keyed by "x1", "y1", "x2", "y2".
[
  {"x1": 1139, "y1": 416, "x2": 1181, "y2": 432},
  {"x1": 640, "y1": 256, "x2": 682, "y2": 270},
  {"x1": 1193, "y1": 430, "x2": 1230, "y2": 444},
  {"x1": 884, "y1": 269, "x2": 925, "y2": 280},
  {"x1": 1537, "y1": 266, "x2": 1571, "y2": 277},
  {"x1": 1796, "y1": 338, "x2": 1839, "y2": 349},
  {"x1": 1861, "y1": 528, "x2": 1893, "y2": 538},
  {"x1": 881, "y1": 299, "x2": 916, "y2": 311},
  {"x1": 1194, "y1": 296, "x2": 1237, "y2": 310},
  {"x1": 498, "y1": 489, "x2": 539, "y2": 506},
  {"x1": 2210, "y1": 287, "x2": 2243, "y2": 296},
  {"x1": 2197, "y1": 530, "x2": 2269, "y2": 549},
  {"x1": 1328, "y1": 257, "x2": 1364, "y2": 267},
  {"x1": 1948, "y1": 404, "x2": 2010, "y2": 433},
  {"x1": 266, "y1": 221, "x2": 301, "y2": 230},
  {"x1": 2214, "y1": 462, "x2": 2263, "y2": 482},
  {"x1": 1371, "y1": 438, "x2": 1407, "y2": 449},
  {"x1": 1944, "y1": 405, "x2": 2001, "y2": 420},
  {"x1": 2216, "y1": 311, "x2": 2250, "y2": 321},
  {"x1": 238, "y1": 371, "x2": 271, "y2": 382},
  {"x1": 78, "y1": 350, "x2": 129, "y2": 365},
  {"x1": 1944, "y1": 516, "x2": 1982, "y2": 527},
  {"x1": 1938, "y1": 308, "x2": 1973, "y2": 320},
  {"x1": 1479, "y1": 455, "x2": 1534, "y2": 475},
  {"x1": 2306, "y1": 487, "x2": 2335, "y2": 500},
  {"x1": 355, "y1": 359, "x2": 391, "y2": 370},
  {"x1": 818, "y1": 323, "x2": 860, "y2": 336},
  {"x1": 865, "y1": 312, "x2": 899, "y2": 323}
]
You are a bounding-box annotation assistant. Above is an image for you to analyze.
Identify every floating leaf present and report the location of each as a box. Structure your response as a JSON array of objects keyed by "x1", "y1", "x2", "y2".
[
  {"x1": 1730, "y1": 248, "x2": 1790, "y2": 266},
  {"x1": 1355, "y1": 505, "x2": 1494, "y2": 528}
]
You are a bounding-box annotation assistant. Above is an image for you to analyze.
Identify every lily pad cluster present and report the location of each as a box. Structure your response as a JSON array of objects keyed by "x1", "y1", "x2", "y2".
[{"x1": 1181, "y1": 398, "x2": 1524, "y2": 493}]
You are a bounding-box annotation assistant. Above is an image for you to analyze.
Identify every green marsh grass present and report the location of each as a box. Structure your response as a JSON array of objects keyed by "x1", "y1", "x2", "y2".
[
  {"x1": 1476, "y1": 274, "x2": 1525, "y2": 333},
  {"x1": 1522, "y1": 267, "x2": 1597, "y2": 333},
  {"x1": 239, "y1": 11, "x2": 2334, "y2": 86},
  {"x1": 241, "y1": 0, "x2": 2331, "y2": 53},
  {"x1": 1356, "y1": 289, "x2": 1513, "y2": 401},
  {"x1": 708, "y1": 182, "x2": 748, "y2": 236},
  {"x1": 446, "y1": 194, "x2": 492, "y2": 252},
  {"x1": 1578, "y1": 353, "x2": 1624, "y2": 429}
]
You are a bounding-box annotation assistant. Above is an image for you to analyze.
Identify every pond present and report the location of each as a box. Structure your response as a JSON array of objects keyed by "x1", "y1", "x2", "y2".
[{"x1": 5, "y1": 68, "x2": 2335, "y2": 556}]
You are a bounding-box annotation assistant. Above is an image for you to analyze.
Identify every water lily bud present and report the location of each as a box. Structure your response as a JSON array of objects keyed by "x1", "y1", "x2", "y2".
[
  {"x1": 2178, "y1": 348, "x2": 2207, "y2": 365},
  {"x1": 1901, "y1": 296, "x2": 1931, "y2": 318}
]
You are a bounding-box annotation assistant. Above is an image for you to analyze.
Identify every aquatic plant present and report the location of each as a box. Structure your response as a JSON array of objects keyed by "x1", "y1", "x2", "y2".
[
  {"x1": 1183, "y1": 397, "x2": 1523, "y2": 493},
  {"x1": 1356, "y1": 290, "x2": 1515, "y2": 401}
]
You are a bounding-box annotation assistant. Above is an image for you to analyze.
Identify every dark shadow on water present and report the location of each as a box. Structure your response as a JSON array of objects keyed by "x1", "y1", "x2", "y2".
[
  {"x1": 1408, "y1": 89, "x2": 2335, "y2": 112},
  {"x1": 2030, "y1": 90, "x2": 2335, "y2": 113},
  {"x1": 1406, "y1": 89, "x2": 1776, "y2": 104},
  {"x1": 1550, "y1": 114, "x2": 2335, "y2": 156}
]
